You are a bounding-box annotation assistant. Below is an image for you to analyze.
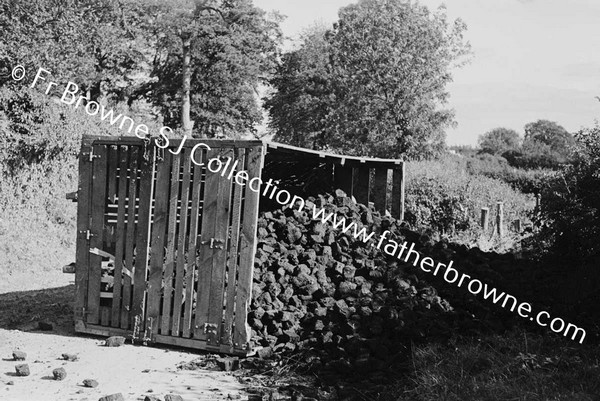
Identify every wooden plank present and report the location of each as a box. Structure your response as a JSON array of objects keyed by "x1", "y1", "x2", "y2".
[
  {"x1": 222, "y1": 149, "x2": 245, "y2": 346},
  {"x1": 391, "y1": 165, "x2": 404, "y2": 220},
  {"x1": 171, "y1": 148, "x2": 192, "y2": 336},
  {"x1": 333, "y1": 164, "x2": 354, "y2": 197},
  {"x1": 353, "y1": 166, "x2": 370, "y2": 205},
  {"x1": 100, "y1": 307, "x2": 110, "y2": 326},
  {"x1": 82, "y1": 134, "x2": 262, "y2": 149},
  {"x1": 107, "y1": 146, "x2": 119, "y2": 204},
  {"x1": 86, "y1": 145, "x2": 108, "y2": 324},
  {"x1": 194, "y1": 148, "x2": 221, "y2": 340},
  {"x1": 160, "y1": 152, "x2": 182, "y2": 335},
  {"x1": 74, "y1": 142, "x2": 93, "y2": 325},
  {"x1": 207, "y1": 147, "x2": 234, "y2": 347},
  {"x1": 372, "y1": 168, "x2": 388, "y2": 213},
  {"x1": 234, "y1": 145, "x2": 264, "y2": 349},
  {"x1": 153, "y1": 334, "x2": 251, "y2": 356},
  {"x1": 146, "y1": 151, "x2": 172, "y2": 339},
  {"x1": 111, "y1": 147, "x2": 129, "y2": 327},
  {"x1": 131, "y1": 146, "x2": 156, "y2": 332},
  {"x1": 182, "y1": 154, "x2": 204, "y2": 338},
  {"x1": 120, "y1": 147, "x2": 139, "y2": 329}
]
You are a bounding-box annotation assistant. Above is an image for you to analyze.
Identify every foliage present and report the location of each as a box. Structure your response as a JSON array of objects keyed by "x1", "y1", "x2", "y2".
[
  {"x1": 0, "y1": 86, "x2": 117, "y2": 173},
  {"x1": 465, "y1": 153, "x2": 555, "y2": 195},
  {"x1": 0, "y1": 0, "x2": 152, "y2": 101},
  {"x1": 394, "y1": 331, "x2": 600, "y2": 401},
  {"x1": 405, "y1": 154, "x2": 534, "y2": 248},
  {"x1": 478, "y1": 127, "x2": 521, "y2": 155},
  {"x1": 137, "y1": 0, "x2": 283, "y2": 137},
  {"x1": 266, "y1": 0, "x2": 471, "y2": 159},
  {"x1": 498, "y1": 120, "x2": 575, "y2": 170},
  {"x1": 534, "y1": 123, "x2": 600, "y2": 263}
]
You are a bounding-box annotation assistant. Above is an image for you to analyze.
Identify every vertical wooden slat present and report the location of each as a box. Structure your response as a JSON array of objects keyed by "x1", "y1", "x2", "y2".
[
  {"x1": 120, "y1": 147, "x2": 140, "y2": 329},
  {"x1": 87, "y1": 145, "x2": 108, "y2": 324},
  {"x1": 194, "y1": 148, "x2": 221, "y2": 341},
  {"x1": 222, "y1": 149, "x2": 245, "y2": 346},
  {"x1": 131, "y1": 146, "x2": 155, "y2": 336},
  {"x1": 391, "y1": 164, "x2": 405, "y2": 220},
  {"x1": 171, "y1": 148, "x2": 191, "y2": 336},
  {"x1": 160, "y1": 152, "x2": 181, "y2": 335},
  {"x1": 333, "y1": 164, "x2": 354, "y2": 197},
  {"x1": 234, "y1": 145, "x2": 264, "y2": 349},
  {"x1": 74, "y1": 141, "x2": 93, "y2": 325},
  {"x1": 353, "y1": 166, "x2": 370, "y2": 205},
  {"x1": 207, "y1": 148, "x2": 234, "y2": 347},
  {"x1": 182, "y1": 155, "x2": 204, "y2": 338},
  {"x1": 100, "y1": 307, "x2": 110, "y2": 326},
  {"x1": 107, "y1": 146, "x2": 119, "y2": 204},
  {"x1": 147, "y1": 152, "x2": 172, "y2": 338},
  {"x1": 372, "y1": 168, "x2": 388, "y2": 213},
  {"x1": 111, "y1": 147, "x2": 129, "y2": 327}
]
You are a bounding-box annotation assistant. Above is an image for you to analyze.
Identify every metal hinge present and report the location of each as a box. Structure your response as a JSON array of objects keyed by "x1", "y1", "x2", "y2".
[
  {"x1": 204, "y1": 323, "x2": 219, "y2": 345},
  {"x1": 83, "y1": 148, "x2": 102, "y2": 162},
  {"x1": 79, "y1": 230, "x2": 94, "y2": 240},
  {"x1": 200, "y1": 238, "x2": 224, "y2": 249}
]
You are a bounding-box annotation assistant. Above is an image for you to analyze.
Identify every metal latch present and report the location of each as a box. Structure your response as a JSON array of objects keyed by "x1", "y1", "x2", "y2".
[
  {"x1": 200, "y1": 238, "x2": 224, "y2": 249},
  {"x1": 79, "y1": 230, "x2": 94, "y2": 240}
]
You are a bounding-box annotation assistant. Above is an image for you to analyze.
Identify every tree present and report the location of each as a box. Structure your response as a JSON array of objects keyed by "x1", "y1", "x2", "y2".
[
  {"x1": 137, "y1": 0, "x2": 282, "y2": 138},
  {"x1": 524, "y1": 119, "x2": 574, "y2": 151},
  {"x1": 0, "y1": 0, "x2": 151, "y2": 102},
  {"x1": 266, "y1": 0, "x2": 470, "y2": 158},
  {"x1": 478, "y1": 128, "x2": 521, "y2": 155}
]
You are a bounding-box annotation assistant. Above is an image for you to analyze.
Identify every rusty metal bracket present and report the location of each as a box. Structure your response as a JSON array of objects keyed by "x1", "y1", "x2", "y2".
[{"x1": 204, "y1": 323, "x2": 219, "y2": 345}]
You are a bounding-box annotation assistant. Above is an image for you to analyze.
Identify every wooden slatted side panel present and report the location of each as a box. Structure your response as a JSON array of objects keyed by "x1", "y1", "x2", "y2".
[
  {"x1": 182, "y1": 155, "x2": 205, "y2": 338},
  {"x1": 333, "y1": 164, "x2": 354, "y2": 196},
  {"x1": 87, "y1": 145, "x2": 108, "y2": 324},
  {"x1": 194, "y1": 147, "x2": 221, "y2": 342},
  {"x1": 372, "y1": 168, "x2": 388, "y2": 212},
  {"x1": 171, "y1": 148, "x2": 192, "y2": 336},
  {"x1": 234, "y1": 145, "x2": 264, "y2": 349},
  {"x1": 353, "y1": 166, "x2": 370, "y2": 205},
  {"x1": 111, "y1": 147, "x2": 130, "y2": 327},
  {"x1": 160, "y1": 152, "x2": 182, "y2": 336},
  {"x1": 120, "y1": 147, "x2": 140, "y2": 330},
  {"x1": 146, "y1": 152, "x2": 172, "y2": 338},
  {"x1": 74, "y1": 141, "x2": 93, "y2": 325},
  {"x1": 222, "y1": 148, "x2": 246, "y2": 346},
  {"x1": 207, "y1": 148, "x2": 234, "y2": 348},
  {"x1": 391, "y1": 163, "x2": 405, "y2": 221}
]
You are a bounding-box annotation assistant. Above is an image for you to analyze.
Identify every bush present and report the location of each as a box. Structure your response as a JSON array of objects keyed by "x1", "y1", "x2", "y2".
[
  {"x1": 405, "y1": 155, "x2": 535, "y2": 248},
  {"x1": 534, "y1": 123, "x2": 600, "y2": 263}
]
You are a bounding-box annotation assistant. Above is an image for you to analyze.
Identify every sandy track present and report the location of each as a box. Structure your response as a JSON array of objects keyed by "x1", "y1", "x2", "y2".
[{"x1": 0, "y1": 271, "x2": 247, "y2": 401}]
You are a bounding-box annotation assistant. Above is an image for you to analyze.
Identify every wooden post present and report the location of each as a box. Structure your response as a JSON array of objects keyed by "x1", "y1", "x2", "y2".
[
  {"x1": 496, "y1": 202, "x2": 504, "y2": 237},
  {"x1": 480, "y1": 207, "x2": 489, "y2": 231},
  {"x1": 514, "y1": 219, "x2": 522, "y2": 232},
  {"x1": 535, "y1": 193, "x2": 541, "y2": 210}
]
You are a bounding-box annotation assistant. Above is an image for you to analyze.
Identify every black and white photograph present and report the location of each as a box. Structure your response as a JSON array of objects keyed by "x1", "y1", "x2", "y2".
[{"x1": 0, "y1": 0, "x2": 599, "y2": 400}]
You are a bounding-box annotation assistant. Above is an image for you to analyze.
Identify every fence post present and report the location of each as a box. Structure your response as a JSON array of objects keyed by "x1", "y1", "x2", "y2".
[
  {"x1": 497, "y1": 202, "x2": 504, "y2": 237},
  {"x1": 514, "y1": 219, "x2": 522, "y2": 232},
  {"x1": 480, "y1": 207, "x2": 489, "y2": 231}
]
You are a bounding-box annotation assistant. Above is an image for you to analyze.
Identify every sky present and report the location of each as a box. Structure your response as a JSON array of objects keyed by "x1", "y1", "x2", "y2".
[{"x1": 253, "y1": 0, "x2": 600, "y2": 146}]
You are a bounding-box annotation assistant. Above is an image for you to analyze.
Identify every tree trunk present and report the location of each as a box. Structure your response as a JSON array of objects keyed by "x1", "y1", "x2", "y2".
[{"x1": 181, "y1": 35, "x2": 195, "y2": 136}]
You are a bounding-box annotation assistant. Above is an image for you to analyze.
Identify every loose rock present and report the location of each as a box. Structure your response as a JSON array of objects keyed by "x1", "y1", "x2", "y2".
[
  {"x1": 62, "y1": 353, "x2": 79, "y2": 362},
  {"x1": 38, "y1": 321, "x2": 53, "y2": 331},
  {"x1": 52, "y1": 367, "x2": 67, "y2": 381},
  {"x1": 12, "y1": 351, "x2": 26, "y2": 361},
  {"x1": 15, "y1": 364, "x2": 29, "y2": 376},
  {"x1": 165, "y1": 395, "x2": 184, "y2": 401},
  {"x1": 98, "y1": 394, "x2": 125, "y2": 401},
  {"x1": 83, "y1": 379, "x2": 99, "y2": 388},
  {"x1": 104, "y1": 336, "x2": 126, "y2": 347}
]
